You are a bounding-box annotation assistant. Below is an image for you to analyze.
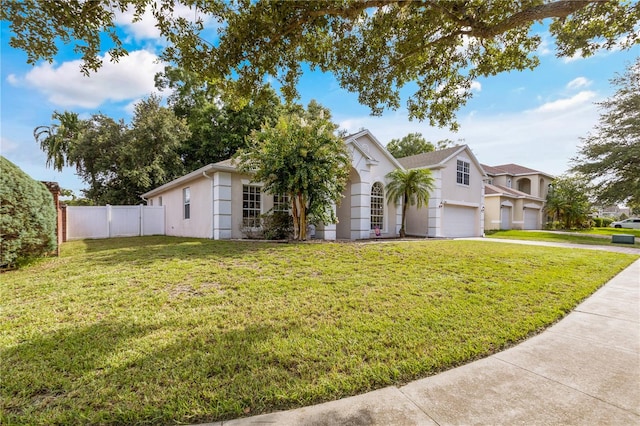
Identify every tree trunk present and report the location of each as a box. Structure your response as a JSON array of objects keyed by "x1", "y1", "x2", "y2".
[
  {"x1": 291, "y1": 194, "x2": 300, "y2": 240},
  {"x1": 400, "y1": 194, "x2": 408, "y2": 238}
]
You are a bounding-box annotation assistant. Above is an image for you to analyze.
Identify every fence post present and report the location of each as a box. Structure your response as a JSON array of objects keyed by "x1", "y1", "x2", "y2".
[
  {"x1": 107, "y1": 204, "x2": 112, "y2": 238},
  {"x1": 139, "y1": 204, "x2": 144, "y2": 236}
]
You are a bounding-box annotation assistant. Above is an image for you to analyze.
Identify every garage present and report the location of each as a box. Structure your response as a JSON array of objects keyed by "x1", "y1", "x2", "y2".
[
  {"x1": 501, "y1": 206, "x2": 512, "y2": 230},
  {"x1": 523, "y1": 208, "x2": 540, "y2": 230},
  {"x1": 442, "y1": 205, "x2": 478, "y2": 237}
]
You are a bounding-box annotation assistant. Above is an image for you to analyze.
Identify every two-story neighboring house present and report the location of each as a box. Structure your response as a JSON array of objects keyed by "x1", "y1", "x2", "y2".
[{"x1": 482, "y1": 164, "x2": 554, "y2": 230}]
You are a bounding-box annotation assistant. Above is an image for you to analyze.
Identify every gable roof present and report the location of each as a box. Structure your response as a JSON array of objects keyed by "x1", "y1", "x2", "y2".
[
  {"x1": 344, "y1": 129, "x2": 404, "y2": 170},
  {"x1": 397, "y1": 146, "x2": 462, "y2": 169},
  {"x1": 484, "y1": 183, "x2": 543, "y2": 200},
  {"x1": 482, "y1": 163, "x2": 554, "y2": 178},
  {"x1": 397, "y1": 145, "x2": 488, "y2": 180}
]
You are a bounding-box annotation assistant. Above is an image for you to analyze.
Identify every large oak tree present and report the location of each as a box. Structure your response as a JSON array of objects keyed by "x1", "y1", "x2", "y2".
[
  {"x1": 3, "y1": 1, "x2": 638, "y2": 129},
  {"x1": 571, "y1": 58, "x2": 640, "y2": 210}
]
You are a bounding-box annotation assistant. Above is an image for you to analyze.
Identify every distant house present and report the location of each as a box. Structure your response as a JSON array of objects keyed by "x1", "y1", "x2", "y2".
[
  {"x1": 142, "y1": 130, "x2": 487, "y2": 240},
  {"x1": 398, "y1": 146, "x2": 487, "y2": 238},
  {"x1": 482, "y1": 164, "x2": 554, "y2": 230}
]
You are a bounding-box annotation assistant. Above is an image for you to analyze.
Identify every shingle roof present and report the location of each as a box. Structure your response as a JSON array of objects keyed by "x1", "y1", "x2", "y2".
[
  {"x1": 484, "y1": 163, "x2": 544, "y2": 176},
  {"x1": 214, "y1": 158, "x2": 238, "y2": 169},
  {"x1": 484, "y1": 183, "x2": 532, "y2": 198},
  {"x1": 397, "y1": 146, "x2": 462, "y2": 169}
]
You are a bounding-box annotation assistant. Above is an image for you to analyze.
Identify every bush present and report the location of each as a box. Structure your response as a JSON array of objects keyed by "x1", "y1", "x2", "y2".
[
  {"x1": 261, "y1": 211, "x2": 293, "y2": 240},
  {"x1": 592, "y1": 217, "x2": 614, "y2": 228},
  {"x1": 0, "y1": 157, "x2": 57, "y2": 269}
]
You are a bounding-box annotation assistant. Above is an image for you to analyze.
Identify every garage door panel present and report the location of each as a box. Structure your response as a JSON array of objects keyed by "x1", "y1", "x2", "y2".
[
  {"x1": 443, "y1": 205, "x2": 477, "y2": 237},
  {"x1": 524, "y1": 209, "x2": 539, "y2": 230},
  {"x1": 501, "y1": 207, "x2": 512, "y2": 230}
]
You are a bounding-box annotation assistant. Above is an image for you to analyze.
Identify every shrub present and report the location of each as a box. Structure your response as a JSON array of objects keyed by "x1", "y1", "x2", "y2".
[
  {"x1": 0, "y1": 157, "x2": 57, "y2": 269},
  {"x1": 592, "y1": 217, "x2": 614, "y2": 228},
  {"x1": 261, "y1": 211, "x2": 293, "y2": 240}
]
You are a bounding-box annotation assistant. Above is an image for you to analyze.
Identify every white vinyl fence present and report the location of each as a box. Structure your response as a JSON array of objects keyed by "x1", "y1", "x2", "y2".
[{"x1": 66, "y1": 205, "x2": 165, "y2": 240}]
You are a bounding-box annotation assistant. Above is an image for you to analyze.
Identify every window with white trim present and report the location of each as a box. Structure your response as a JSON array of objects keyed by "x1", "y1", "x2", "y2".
[
  {"x1": 183, "y1": 187, "x2": 191, "y2": 219},
  {"x1": 273, "y1": 193, "x2": 290, "y2": 213},
  {"x1": 370, "y1": 182, "x2": 384, "y2": 230},
  {"x1": 456, "y1": 160, "x2": 470, "y2": 186},
  {"x1": 243, "y1": 185, "x2": 261, "y2": 227},
  {"x1": 158, "y1": 196, "x2": 163, "y2": 206}
]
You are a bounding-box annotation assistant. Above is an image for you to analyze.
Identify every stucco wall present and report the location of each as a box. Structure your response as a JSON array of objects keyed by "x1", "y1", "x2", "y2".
[{"x1": 151, "y1": 176, "x2": 213, "y2": 239}]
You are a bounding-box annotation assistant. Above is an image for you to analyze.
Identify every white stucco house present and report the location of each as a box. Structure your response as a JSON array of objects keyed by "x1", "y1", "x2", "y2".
[
  {"x1": 397, "y1": 146, "x2": 487, "y2": 238},
  {"x1": 481, "y1": 164, "x2": 554, "y2": 230},
  {"x1": 141, "y1": 129, "x2": 486, "y2": 240}
]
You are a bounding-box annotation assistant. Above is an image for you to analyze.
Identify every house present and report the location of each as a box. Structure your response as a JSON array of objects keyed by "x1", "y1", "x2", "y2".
[
  {"x1": 482, "y1": 164, "x2": 554, "y2": 230},
  {"x1": 141, "y1": 130, "x2": 486, "y2": 240},
  {"x1": 397, "y1": 146, "x2": 487, "y2": 238}
]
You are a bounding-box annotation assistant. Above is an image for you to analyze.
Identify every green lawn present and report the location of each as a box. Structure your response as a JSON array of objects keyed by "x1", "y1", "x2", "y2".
[
  {"x1": 486, "y1": 229, "x2": 640, "y2": 248},
  {"x1": 2, "y1": 237, "x2": 637, "y2": 425}
]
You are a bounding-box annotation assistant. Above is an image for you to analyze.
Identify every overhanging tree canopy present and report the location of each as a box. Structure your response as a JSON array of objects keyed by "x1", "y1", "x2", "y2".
[{"x1": 3, "y1": 1, "x2": 638, "y2": 128}]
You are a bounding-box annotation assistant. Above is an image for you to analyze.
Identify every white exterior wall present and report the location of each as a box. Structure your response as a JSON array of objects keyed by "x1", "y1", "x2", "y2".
[
  {"x1": 348, "y1": 133, "x2": 401, "y2": 239},
  {"x1": 158, "y1": 176, "x2": 213, "y2": 239},
  {"x1": 405, "y1": 150, "x2": 484, "y2": 238}
]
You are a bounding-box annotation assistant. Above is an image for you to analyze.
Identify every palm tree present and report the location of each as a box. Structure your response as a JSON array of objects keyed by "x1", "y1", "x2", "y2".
[
  {"x1": 33, "y1": 111, "x2": 80, "y2": 171},
  {"x1": 385, "y1": 168, "x2": 435, "y2": 238}
]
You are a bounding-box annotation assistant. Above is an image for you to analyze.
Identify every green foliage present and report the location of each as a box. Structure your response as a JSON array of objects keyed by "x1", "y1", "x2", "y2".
[
  {"x1": 3, "y1": 2, "x2": 638, "y2": 128},
  {"x1": 156, "y1": 67, "x2": 282, "y2": 170},
  {"x1": 572, "y1": 59, "x2": 640, "y2": 207},
  {"x1": 34, "y1": 95, "x2": 190, "y2": 205},
  {"x1": 592, "y1": 217, "x2": 614, "y2": 228},
  {"x1": 236, "y1": 101, "x2": 350, "y2": 240},
  {"x1": 386, "y1": 133, "x2": 434, "y2": 159},
  {"x1": 0, "y1": 157, "x2": 57, "y2": 268},
  {"x1": 2, "y1": 236, "x2": 636, "y2": 424},
  {"x1": 261, "y1": 211, "x2": 294, "y2": 240},
  {"x1": 545, "y1": 175, "x2": 592, "y2": 229},
  {"x1": 385, "y1": 168, "x2": 435, "y2": 237}
]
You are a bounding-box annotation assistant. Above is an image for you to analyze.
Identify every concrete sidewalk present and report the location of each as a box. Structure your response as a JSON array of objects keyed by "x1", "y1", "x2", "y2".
[{"x1": 204, "y1": 250, "x2": 640, "y2": 426}]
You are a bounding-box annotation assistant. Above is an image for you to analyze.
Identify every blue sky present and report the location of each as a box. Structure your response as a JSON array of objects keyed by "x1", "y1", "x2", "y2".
[{"x1": 1, "y1": 9, "x2": 638, "y2": 196}]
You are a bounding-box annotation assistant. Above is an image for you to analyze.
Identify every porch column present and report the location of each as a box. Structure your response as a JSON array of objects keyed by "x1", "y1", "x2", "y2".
[
  {"x1": 213, "y1": 172, "x2": 232, "y2": 239},
  {"x1": 350, "y1": 182, "x2": 371, "y2": 240}
]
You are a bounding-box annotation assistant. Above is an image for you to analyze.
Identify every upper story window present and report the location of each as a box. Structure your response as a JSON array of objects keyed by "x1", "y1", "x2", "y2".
[
  {"x1": 457, "y1": 160, "x2": 470, "y2": 186},
  {"x1": 158, "y1": 196, "x2": 163, "y2": 206},
  {"x1": 273, "y1": 193, "x2": 290, "y2": 213},
  {"x1": 183, "y1": 187, "x2": 191, "y2": 219},
  {"x1": 370, "y1": 182, "x2": 384, "y2": 230},
  {"x1": 243, "y1": 185, "x2": 261, "y2": 227}
]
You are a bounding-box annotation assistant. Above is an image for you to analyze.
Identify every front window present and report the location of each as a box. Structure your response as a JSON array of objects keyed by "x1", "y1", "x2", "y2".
[
  {"x1": 457, "y1": 160, "x2": 470, "y2": 186},
  {"x1": 183, "y1": 187, "x2": 190, "y2": 219},
  {"x1": 273, "y1": 193, "x2": 290, "y2": 213},
  {"x1": 370, "y1": 182, "x2": 384, "y2": 230},
  {"x1": 243, "y1": 185, "x2": 261, "y2": 227}
]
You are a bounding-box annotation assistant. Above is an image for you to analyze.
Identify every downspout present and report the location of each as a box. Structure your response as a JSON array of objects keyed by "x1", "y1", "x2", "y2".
[{"x1": 202, "y1": 171, "x2": 215, "y2": 239}]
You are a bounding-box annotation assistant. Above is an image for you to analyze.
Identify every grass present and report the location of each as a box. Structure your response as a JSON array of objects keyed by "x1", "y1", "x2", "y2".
[
  {"x1": 1, "y1": 237, "x2": 637, "y2": 425},
  {"x1": 577, "y1": 227, "x2": 640, "y2": 238},
  {"x1": 486, "y1": 229, "x2": 640, "y2": 248}
]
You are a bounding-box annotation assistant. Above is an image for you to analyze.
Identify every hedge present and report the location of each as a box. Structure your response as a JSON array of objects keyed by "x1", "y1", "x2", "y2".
[{"x1": 0, "y1": 157, "x2": 57, "y2": 268}]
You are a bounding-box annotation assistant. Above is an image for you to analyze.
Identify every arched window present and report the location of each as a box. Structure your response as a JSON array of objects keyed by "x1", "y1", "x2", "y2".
[{"x1": 370, "y1": 182, "x2": 384, "y2": 230}]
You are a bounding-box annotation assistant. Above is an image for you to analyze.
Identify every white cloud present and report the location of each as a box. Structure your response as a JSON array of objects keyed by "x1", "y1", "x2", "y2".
[
  {"x1": 114, "y1": 3, "x2": 221, "y2": 43},
  {"x1": 566, "y1": 77, "x2": 591, "y2": 90},
  {"x1": 530, "y1": 91, "x2": 596, "y2": 113},
  {"x1": 6, "y1": 74, "x2": 19, "y2": 85},
  {"x1": 337, "y1": 90, "x2": 602, "y2": 177},
  {"x1": 21, "y1": 50, "x2": 165, "y2": 108}
]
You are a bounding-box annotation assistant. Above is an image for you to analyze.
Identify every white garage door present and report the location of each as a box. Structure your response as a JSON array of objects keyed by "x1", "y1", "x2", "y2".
[
  {"x1": 443, "y1": 205, "x2": 477, "y2": 237},
  {"x1": 524, "y1": 208, "x2": 540, "y2": 230},
  {"x1": 501, "y1": 206, "x2": 512, "y2": 230}
]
